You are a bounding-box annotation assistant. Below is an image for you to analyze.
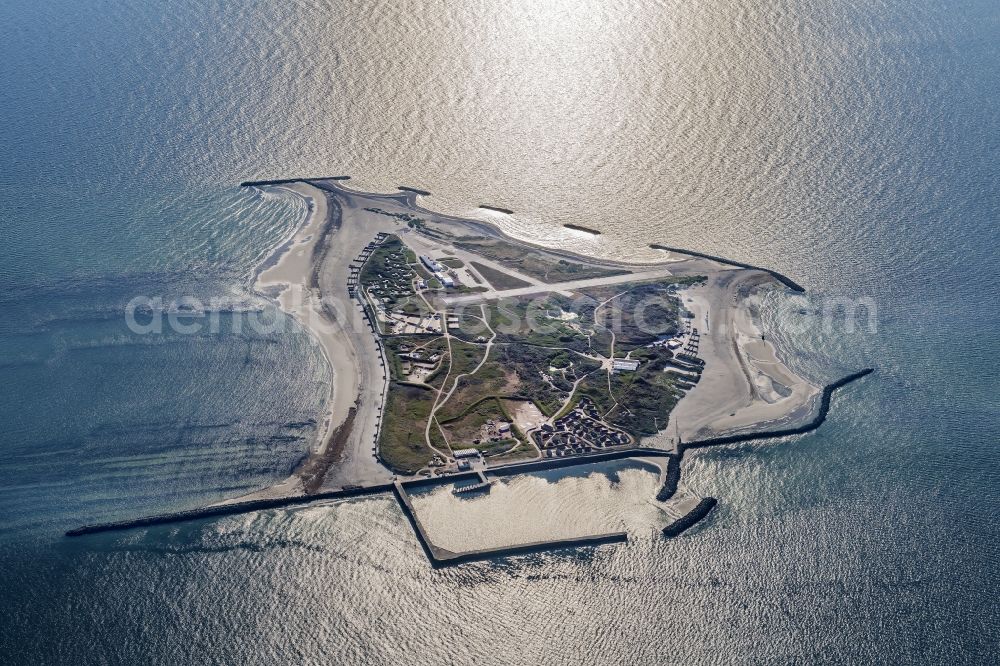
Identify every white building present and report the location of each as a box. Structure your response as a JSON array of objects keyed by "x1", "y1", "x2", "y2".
[
  {"x1": 420, "y1": 255, "x2": 444, "y2": 273},
  {"x1": 612, "y1": 359, "x2": 640, "y2": 372}
]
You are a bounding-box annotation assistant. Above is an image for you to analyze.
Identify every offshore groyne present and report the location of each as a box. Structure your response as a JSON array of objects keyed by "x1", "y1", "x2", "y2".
[
  {"x1": 398, "y1": 186, "x2": 431, "y2": 196},
  {"x1": 662, "y1": 498, "x2": 717, "y2": 537},
  {"x1": 563, "y1": 223, "x2": 602, "y2": 235},
  {"x1": 478, "y1": 204, "x2": 514, "y2": 214},
  {"x1": 649, "y1": 243, "x2": 805, "y2": 292},
  {"x1": 239, "y1": 175, "x2": 351, "y2": 187}
]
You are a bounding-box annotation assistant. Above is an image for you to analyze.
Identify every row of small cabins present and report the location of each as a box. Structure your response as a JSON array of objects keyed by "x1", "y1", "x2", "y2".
[{"x1": 532, "y1": 399, "x2": 632, "y2": 457}]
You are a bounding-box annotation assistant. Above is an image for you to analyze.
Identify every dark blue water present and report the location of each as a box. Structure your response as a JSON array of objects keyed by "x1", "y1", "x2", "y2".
[{"x1": 1, "y1": 0, "x2": 997, "y2": 663}]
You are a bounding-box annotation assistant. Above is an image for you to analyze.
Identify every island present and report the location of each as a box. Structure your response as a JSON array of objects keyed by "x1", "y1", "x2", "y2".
[{"x1": 66, "y1": 176, "x2": 872, "y2": 566}]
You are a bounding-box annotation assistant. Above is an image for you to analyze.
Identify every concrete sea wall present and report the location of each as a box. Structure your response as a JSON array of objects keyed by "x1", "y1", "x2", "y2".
[{"x1": 649, "y1": 243, "x2": 805, "y2": 292}]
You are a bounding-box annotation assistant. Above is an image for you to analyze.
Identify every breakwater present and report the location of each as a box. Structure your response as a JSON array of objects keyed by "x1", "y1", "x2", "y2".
[
  {"x1": 65, "y1": 483, "x2": 393, "y2": 537},
  {"x1": 239, "y1": 176, "x2": 351, "y2": 187},
  {"x1": 391, "y1": 481, "x2": 445, "y2": 564},
  {"x1": 65, "y1": 370, "x2": 868, "y2": 555},
  {"x1": 649, "y1": 243, "x2": 805, "y2": 292},
  {"x1": 563, "y1": 223, "x2": 602, "y2": 235},
  {"x1": 398, "y1": 186, "x2": 431, "y2": 196},
  {"x1": 662, "y1": 498, "x2": 717, "y2": 537},
  {"x1": 440, "y1": 532, "x2": 628, "y2": 567},
  {"x1": 478, "y1": 204, "x2": 514, "y2": 214},
  {"x1": 679, "y1": 369, "x2": 874, "y2": 452},
  {"x1": 655, "y1": 454, "x2": 682, "y2": 501},
  {"x1": 491, "y1": 447, "x2": 671, "y2": 478}
]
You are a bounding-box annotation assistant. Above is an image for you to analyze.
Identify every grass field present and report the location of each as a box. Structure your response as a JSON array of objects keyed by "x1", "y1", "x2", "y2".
[
  {"x1": 469, "y1": 261, "x2": 532, "y2": 290},
  {"x1": 379, "y1": 383, "x2": 436, "y2": 473},
  {"x1": 456, "y1": 237, "x2": 629, "y2": 283}
]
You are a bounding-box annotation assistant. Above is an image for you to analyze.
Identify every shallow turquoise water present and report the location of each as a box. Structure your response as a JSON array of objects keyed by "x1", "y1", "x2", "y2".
[{"x1": 0, "y1": 0, "x2": 997, "y2": 663}]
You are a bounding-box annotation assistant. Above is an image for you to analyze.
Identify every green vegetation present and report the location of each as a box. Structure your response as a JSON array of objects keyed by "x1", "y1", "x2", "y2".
[
  {"x1": 379, "y1": 383, "x2": 436, "y2": 473},
  {"x1": 456, "y1": 238, "x2": 629, "y2": 283},
  {"x1": 440, "y1": 257, "x2": 464, "y2": 268},
  {"x1": 470, "y1": 261, "x2": 532, "y2": 290},
  {"x1": 485, "y1": 296, "x2": 594, "y2": 353},
  {"x1": 446, "y1": 339, "x2": 487, "y2": 384},
  {"x1": 359, "y1": 236, "x2": 417, "y2": 309},
  {"x1": 383, "y1": 336, "x2": 448, "y2": 383},
  {"x1": 439, "y1": 397, "x2": 516, "y2": 456},
  {"x1": 368, "y1": 231, "x2": 699, "y2": 470},
  {"x1": 577, "y1": 347, "x2": 683, "y2": 436}
]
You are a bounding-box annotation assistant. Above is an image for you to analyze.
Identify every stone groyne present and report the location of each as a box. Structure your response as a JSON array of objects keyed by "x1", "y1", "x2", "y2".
[
  {"x1": 655, "y1": 454, "x2": 682, "y2": 502},
  {"x1": 439, "y1": 532, "x2": 628, "y2": 567},
  {"x1": 398, "y1": 186, "x2": 431, "y2": 196},
  {"x1": 563, "y1": 223, "x2": 602, "y2": 235},
  {"x1": 478, "y1": 204, "x2": 514, "y2": 215},
  {"x1": 491, "y1": 447, "x2": 671, "y2": 478},
  {"x1": 239, "y1": 176, "x2": 351, "y2": 187},
  {"x1": 679, "y1": 369, "x2": 874, "y2": 453},
  {"x1": 653, "y1": 368, "x2": 872, "y2": 537},
  {"x1": 649, "y1": 243, "x2": 805, "y2": 292},
  {"x1": 662, "y1": 498, "x2": 717, "y2": 537},
  {"x1": 64, "y1": 484, "x2": 392, "y2": 537}
]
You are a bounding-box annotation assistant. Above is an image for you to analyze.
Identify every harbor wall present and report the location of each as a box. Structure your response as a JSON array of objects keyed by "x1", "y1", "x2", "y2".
[
  {"x1": 656, "y1": 454, "x2": 682, "y2": 502},
  {"x1": 437, "y1": 532, "x2": 628, "y2": 567},
  {"x1": 662, "y1": 498, "x2": 717, "y2": 537}
]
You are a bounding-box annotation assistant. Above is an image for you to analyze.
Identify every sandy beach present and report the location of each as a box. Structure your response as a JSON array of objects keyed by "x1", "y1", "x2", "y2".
[{"x1": 665, "y1": 267, "x2": 820, "y2": 443}]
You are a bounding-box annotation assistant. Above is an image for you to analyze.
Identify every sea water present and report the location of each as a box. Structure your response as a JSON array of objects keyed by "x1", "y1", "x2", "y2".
[{"x1": 1, "y1": 0, "x2": 997, "y2": 663}]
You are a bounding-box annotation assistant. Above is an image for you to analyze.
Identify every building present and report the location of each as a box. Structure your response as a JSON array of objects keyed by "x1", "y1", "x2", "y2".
[
  {"x1": 440, "y1": 275, "x2": 455, "y2": 288},
  {"x1": 612, "y1": 359, "x2": 640, "y2": 372},
  {"x1": 420, "y1": 255, "x2": 444, "y2": 274},
  {"x1": 453, "y1": 448, "x2": 480, "y2": 459}
]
